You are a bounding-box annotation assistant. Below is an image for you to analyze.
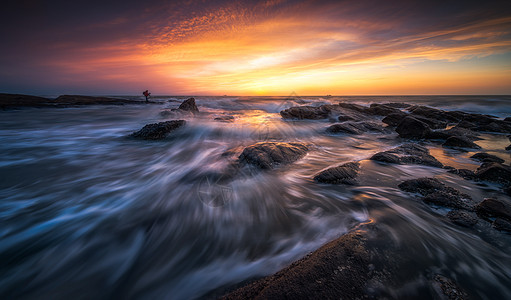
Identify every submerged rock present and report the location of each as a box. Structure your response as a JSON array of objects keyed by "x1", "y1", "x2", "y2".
[
  {"x1": 447, "y1": 168, "x2": 476, "y2": 180},
  {"x1": 475, "y1": 198, "x2": 511, "y2": 221},
  {"x1": 214, "y1": 115, "x2": 235, "y2": 122},
  {"x1": 130, "y1": 120, "x2": 186, "y2": 140},
  {"x1": 238, "y1": 142, "x2": 308, "y2": 169},
  {"x1": 432, "y1": 274, "x2": 468, "y2": 300},
  {"x1": 398, "y1": 177, "x2": 473, "y2": 210},
  {"x1": 470, "y1": 152, "x2": 504, "y2": 164},
  {"x1": 370, "y1": 143, "x2": 443, "y2": 168},
  {"x1": 177, "y1": 97, "x2": 199, "y2": 113},
  {"x1": 314, "y1": 162, "x2": 360, "y2": 184},
  {"x1": 395, "y1": 116, "x2": 431, "y2": 139},
  {"x1": 475, "y1": 162, "x2": 511, "y2": 183},
  {"x1": 447, "y1": 210, "x2": 478, "y2": 227},
  {"x1": 443, "y1": 136, "x2": 481, "y2": 149},
  {"x1": 493, "y1": 218, "x2": 511, "y2": 233}
]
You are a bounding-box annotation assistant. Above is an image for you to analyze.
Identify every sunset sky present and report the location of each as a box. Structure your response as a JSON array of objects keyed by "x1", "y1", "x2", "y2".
[{"x1": 1, "y1": 0, "x2": 511, "y2": 96}]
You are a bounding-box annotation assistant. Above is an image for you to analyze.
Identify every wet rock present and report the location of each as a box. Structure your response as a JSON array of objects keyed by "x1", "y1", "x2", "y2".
[
  {"x1": 396, "y1": 116, "x2": 431, "y2": 139},
  {"x1": 365, "y1": 103, "x2": 402, "y2": 116},
  {"x1": 422, "y1": 191, "x2": 473, "y2": 210},
  {"x1": 370, "y1": 152, "x2": 401, "y2": 164},
  {"x1": 475, "y1": 198, "x2": 511, "y2": 221},
  {"x1": 177, "y1": 97, "x2": 199, "y2": 113},
  {"x1": 447, "y1": 210, "x2": 478, "y2": 227},
  {"x1": 326, "y1": 121, "x2": 386, "y2": 135},
  {"x1": 370, "y1": 143, "x2": 443, "y2": 168},
  {"x1": 504, "y1": 117, "x2": 511, "y2": 123},
  {"x1": 506, "y1": 144, "x2": 511, "y2": 151},
  {"x1": 214, "y1": 115, "x2": 235, "y2": 122},
  {"x1": 239, "y1": 142, "x2": 308, "y2": 169},
  {"x1": 382, "y1": 112, "x2": 408, "y2": 126},
  {"x1": 337, "y1": 115, "x2": 354, "y2": 122},
  {"x1": 384, "y1": 102, "x2": 411, "y2": 108},
  {"x1": 280, "y1": 104, "x2": 345, "y2": 120},
  {"x1": 337, "y1": 102, "x2": 368, "y2": 113},
  {"x1": 474, "y1": 120, "x2": 511, "y2": 133},
  {"x1": 130, "y1": 120, "x2": 186, "y2": 140},
  {"x1": 432, "y1": 274, "x2": 468, "y2": 300},
  {"x1": 442, "y1": 136, "x2": 481, "y2": 149},
  {"x1": 0, "y1": 93, "x2": 52, "y2": 109},
  {"x1": 475, "y1": 162, "x2": 511, "y2": 183},
  {"x1": 447, "y1": 168, "x2": 476, "y2": 180},
  {"x1": 314, "y1": 162, "x2": 360, "y2": 185},
  {"x1": 399, "y1": 177, "x2": 473, "y2": 210},
  {"x1": 492, "y1": 218, "x2": 511, "y2": 233},
  {"x1": 409, "y1": 105, "x2": 461, "y2": 123},
  {"x1": 470, "y1": 153, "x2": 504, "y2": 164}
]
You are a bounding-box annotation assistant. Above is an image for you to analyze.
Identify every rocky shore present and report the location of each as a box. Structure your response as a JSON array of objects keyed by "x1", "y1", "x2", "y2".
[
  {"x1": 125, "y1": 98, "x2": 511, "y2": 298},
  {"x1": 0, "y1": 93, "x2": 156, "y2": 109}
]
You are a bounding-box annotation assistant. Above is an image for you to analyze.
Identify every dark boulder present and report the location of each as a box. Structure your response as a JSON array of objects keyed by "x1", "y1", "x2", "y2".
[
  {"x1": 382, "y1": 112, "x2": 408, "y2": 126},
  {"x1": 398, "y1": 177, "x2": 447, "y2": 195},
  {"x1": 442, "y1": 136, "x2": 481, "y2": 149},
  {"x1": 326, "y1": 121, "x2": 386, "y2": 135},
  {"x1": 239, "y1": 142, "x2": 308, "y2": 169},
  {"x1": 178, "y1": 97, "x2": 199, "y2": 113},
  {"x1": 409, "y1": 105, "x2": 461, "y2": 123},
  {"x1": 314, "y1": 162, "x2": 360, "y2": 184},
  {"x1": 370, "y1": 144, "x2": 443, "y2": 168},
  {"x1": 383, "y1": 102, "x2": 411, "y2": 109},
  {"x1": 504, "y1": 117, "x2": 511, "y2": 123},
  {"x1": 475, "y1": 198, "x2": 511, "y2": 221},
  {"x1": 280, "y1": 105, "x2": 330, "y2": 119},
  {"x1": 337, "y1": 102, "x2": 368, "y2": 113},
  {"x1": 446, "y1": 210, "x2": 478, "y2": 227},
  {"x1": 506, "y1": 144, "x2": 511, "y2": 151},
  {"x1": 130, "y1": 120, "x2": 186, "y2": 140},
  {"x1": 470, "y1": 153, "x2": 504, "y2": 164},
  {"x1": 396, "y1": 117, "x2": 431, "y2": 139},
  {"x1": 475, "y1": 162, "x2": 511, "y2": 183},
  {"x1": 337, "y1": 114, "x2": 355, "y2": 122},
  {"x1": 365, "y1": 103, "x2": 401, "y2": 116}
]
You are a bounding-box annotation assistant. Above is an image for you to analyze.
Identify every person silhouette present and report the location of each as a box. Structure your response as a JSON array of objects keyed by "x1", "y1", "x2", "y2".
[{"x1": 143, "y1": 90, "x2": 151, "y2": 102}]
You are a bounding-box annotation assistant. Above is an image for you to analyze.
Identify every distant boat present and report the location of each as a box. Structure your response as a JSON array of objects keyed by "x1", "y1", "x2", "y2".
[{"x1": 326, "y1": 94, "x2": 332, "y2": 97}]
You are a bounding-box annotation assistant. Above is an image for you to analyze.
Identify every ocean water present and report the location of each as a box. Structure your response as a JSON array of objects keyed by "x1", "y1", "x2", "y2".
[{"x1": 1, "y1": 96, "x2": 511, "y2": 299}]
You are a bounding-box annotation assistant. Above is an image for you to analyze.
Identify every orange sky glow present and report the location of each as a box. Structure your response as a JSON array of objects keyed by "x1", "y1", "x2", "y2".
[{"x1": 2, "y1": 1, "x2": 511, "y2": 95}]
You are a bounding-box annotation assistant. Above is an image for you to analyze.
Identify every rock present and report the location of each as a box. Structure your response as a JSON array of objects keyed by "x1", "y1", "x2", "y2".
[
  {"x1": 280, "y1": 106, "x2": 329, "y2": 119},
  {"x1": 337, "y1": 102, "x2": 368, "y2": 113},
  {"x1": 447, "y1": 210, "x2": 478, "y2": 227},
  {"x1": 432, "y1": 274, "x2": 468, "y2": 300},
  {"x1": 442, "y1": 136, "x2": 481, "y2": 149},
  {"x1": 370, "y1": 152, "x2": 401, "y2": 164},
  {"x1": 337, "y1": 114, "x2": 355, "y2": 122},
  {"x1": 409, "y1": 105, "x2": 461, "y2": 123},
  {"x1": 422, "y1": 191, "x2": 473, "y2": 210},
  {"x1": 506, "y1": 144, "x2": 511, "y2": 151},
  {"x1": 447, "y1": 168, "x2": 476, "y2": 180},
  {"x1": 399, "y1": 177, "x2": 473, "y2": 210},
  {"x1": 326, "y1": 121, "x2": 386, "y2": 135},
  {"x1": 492, "y1": 218, "x2": 511, "y2": 233},
  {"x1": 504, "y1": 117, "x2": 511, "y2": 123},
  {"x1": 382, "y1": 112, "x2": 408, "y2": 126},
  {"x1": 475, "y1": 162, "x2": 511, "y2": 183},
  {"x1": 0, "y1": 93, "x2": 52, "y2": 109},
  {"x1": 370, "y1": 144, "x2": 443, "y2": 168},
  {"x1": 398, "y1": 177, "x2": 447, "y2": 195},
  {"x1": 474, "y1": 120, "x2": 511, "y2": 133},
  {"x1": 178, "y1": 97, "x2": 199, "y2": 112},
  {"x1": 239, "y1": 142, "x2": 308, "y2": 169},
  {"x1": 475, "y1": 198, "x2": 511, "y2": 221},
  {"x1": 470, "y1": 153, "x2": 504, "y2": 164},
  {"x1": 130, "y1": 120, "x2": 186, "y2": 140},
  {"x1": 214, "y1": 115, "x2": 235, "y2": 122},
  {"x1": 396, "y1": 117, "x2": 431, "y2": 139},
  {"x1": 365, "y1": 104, "x2": 402, "y2": 116},
  {"x1": 314, "y1": 162, "x2": 360, "y2": 184},
  {"x1": 383, "y1": 102, "x2": 411, "y2": 108}
]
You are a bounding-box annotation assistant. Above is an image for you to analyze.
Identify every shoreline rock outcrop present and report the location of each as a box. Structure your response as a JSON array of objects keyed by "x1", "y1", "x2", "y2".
[
  {"x1": 130, "y1": 120, "x2": 186, "y2": 140},
  {"x1": 238, "y1": 142, "x2": 308, "y2": 169}
]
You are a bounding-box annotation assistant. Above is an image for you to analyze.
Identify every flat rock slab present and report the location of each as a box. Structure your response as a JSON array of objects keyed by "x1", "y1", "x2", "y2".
[
  {"x1": 470, "y1": 152, "x2": 504, "y2": 164},
  {"x1": 238, "y1": 142, "x2": 308, "y2": 169},
  {"x1": 443, "y1": 136, "x2": 481, "y2": 149},
  {"x1": 314, "y1": 162, "x2": 360, "y2": 184},
  {"x1": 130, "y1": 120, "x2": 186, "y2": 140},
  {"x1": 370, "y1": 143, "x2": 443, "y2": 168}
]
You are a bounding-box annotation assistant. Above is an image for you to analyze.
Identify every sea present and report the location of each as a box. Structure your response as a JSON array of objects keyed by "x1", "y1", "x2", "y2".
[{"x1": 1, "y1": 95, "x2": 511, "y2": 299}]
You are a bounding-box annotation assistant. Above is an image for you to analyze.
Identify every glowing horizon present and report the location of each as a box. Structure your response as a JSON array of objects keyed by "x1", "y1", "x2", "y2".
[{"x1": 1, "y1": 1, "x2": 511, "y2": 96}]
